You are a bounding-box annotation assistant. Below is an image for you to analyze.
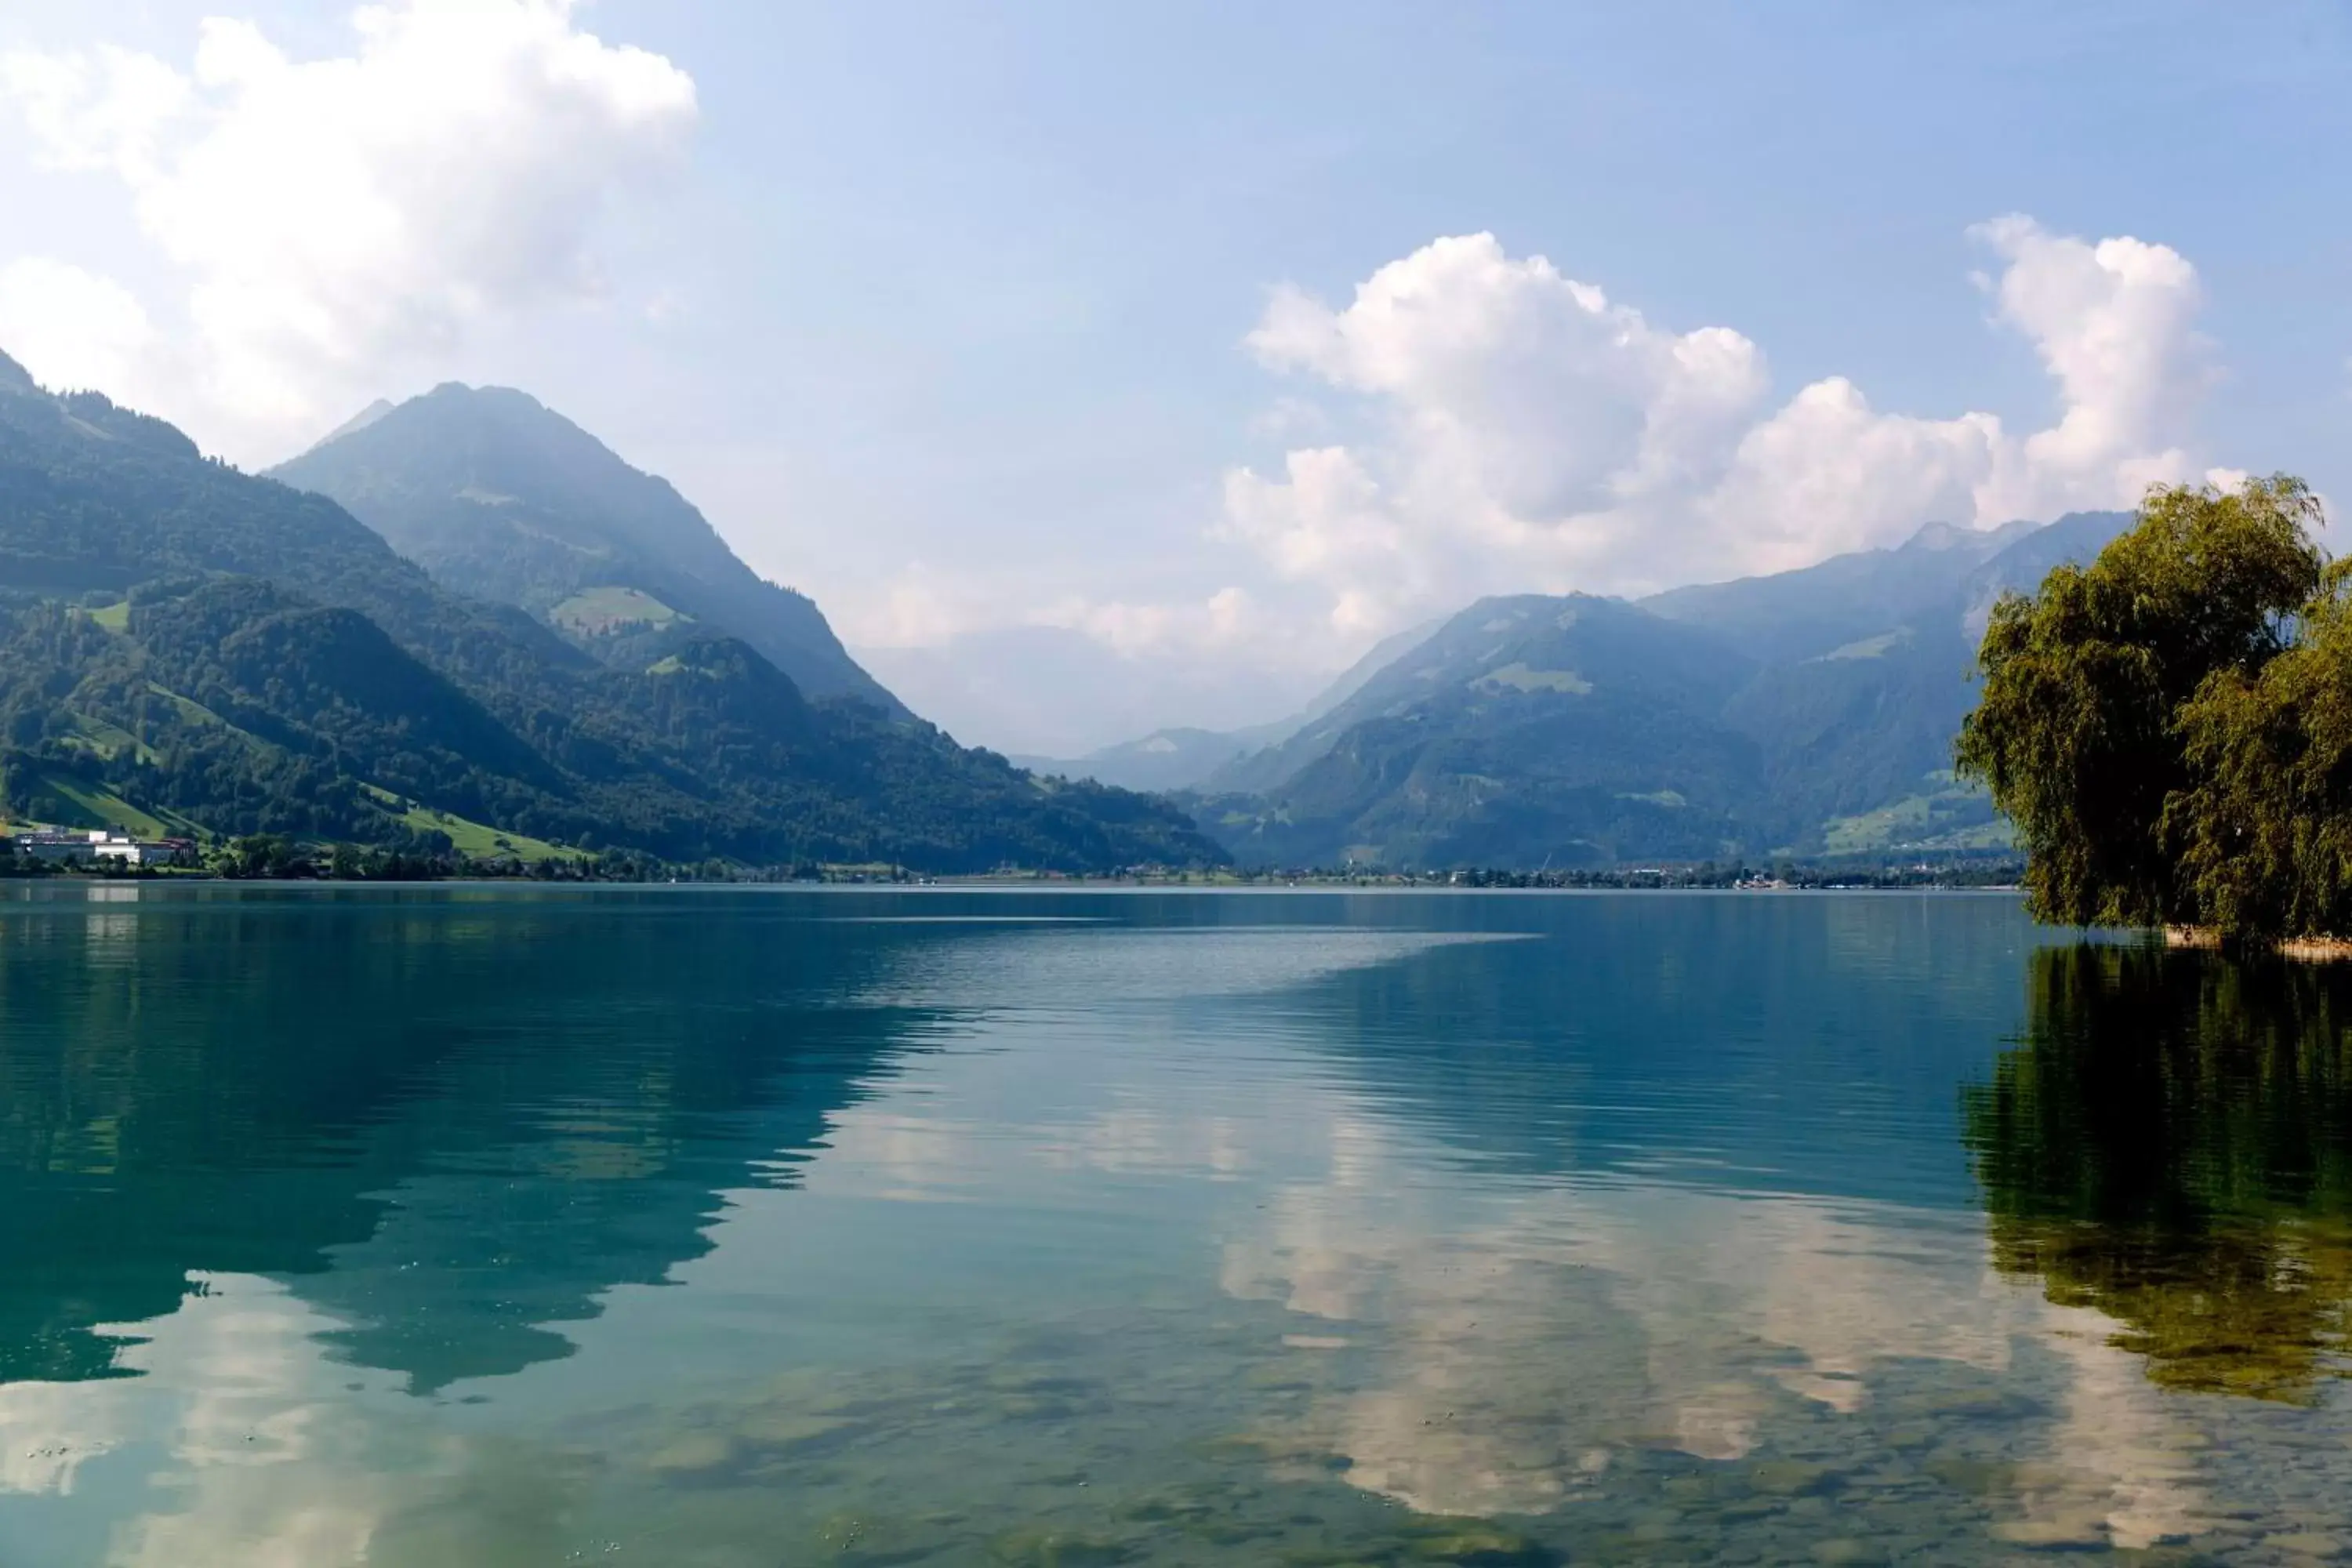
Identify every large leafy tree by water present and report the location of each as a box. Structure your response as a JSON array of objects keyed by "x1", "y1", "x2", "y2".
[
  {"x1": 2165, "y1": 560, "x2": 2352, "y2": 940},
  {"x1": 1957, "y1": 477, "x2": 2325, "y2": 932}
]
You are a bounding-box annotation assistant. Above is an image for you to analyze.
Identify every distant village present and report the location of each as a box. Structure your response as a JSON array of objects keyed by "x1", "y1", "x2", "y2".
[{"x1": 8, "y1": 828, "x2": 196, "y2": 869}]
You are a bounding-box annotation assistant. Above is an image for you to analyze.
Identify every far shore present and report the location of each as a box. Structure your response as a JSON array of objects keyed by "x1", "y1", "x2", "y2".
[{"x1": 9, "y1": 873, "x2": 2028, "y2": 895}]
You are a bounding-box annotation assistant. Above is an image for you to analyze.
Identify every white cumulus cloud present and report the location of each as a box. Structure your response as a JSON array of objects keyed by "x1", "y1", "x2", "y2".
[
  {"x1": 1707, "y1": 378, "x2": 2002, "y2": 572},
  {"x1": 1970, "y1": 213, "x2": 2211, "y2": 518},
  {"x1": 0, "y1": 0, "x2": 696, "y2": 457},
  {"x1": 1221, "y1": 220, "x2": 2217, "y2": 645},
  {"x1": 0, "y1": 256, "x2": 161, "y2": 399}
]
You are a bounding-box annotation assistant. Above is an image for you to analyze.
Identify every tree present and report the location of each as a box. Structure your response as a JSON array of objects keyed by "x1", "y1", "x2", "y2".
[
  {"x1": 2163, "y1": 557, "x2": 2352, "y2": 941},
  {"x1": 1957, "y1": 477, "x2": 2325, "y2": 932},
  {"x1": 221, "y1": 833, "x2": 311, "y2": 880}
]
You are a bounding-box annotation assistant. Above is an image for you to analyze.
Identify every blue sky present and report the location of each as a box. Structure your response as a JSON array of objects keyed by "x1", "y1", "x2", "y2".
[{"x1": 2, "y1": 2, "x2": 2347, "y2": 752}]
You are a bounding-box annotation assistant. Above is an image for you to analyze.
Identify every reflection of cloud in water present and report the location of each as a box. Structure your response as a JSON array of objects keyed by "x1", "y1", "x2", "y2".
[
  {"x1": 809, "y1": 929, "x2": 1515, "y2": 1201},
  {"x1": 807, "y1": 1110, "x2": 993, "y2": 1202},
  {"x1": 812, "y1": 1100, "x2": 1258, "y2": 1200},
  {"x1": 1221, "y1": 1112, "x2": 2215, "y2": 1545},
  {"x1": 849, "y1": 927, "x2": 1526, "y2": 1012},
  {"x1": 819, "y1": 914, "x2": 1107, "y2": 924},
  {"x1": 0, "y1": 1274, "x2": 573, "y2": 1568},
  {"x1": 9, "y1": 907, "x2": 2310, "y2": 1562},
  {"x1": 783, "y1": 934, "x2": 2236, "y2": 1549},
  {"x1": 0, "y1": 1377, "x2": 121, "y2": 1496},
  {"x1": 2, "y1": 1277, "x2": 390, "y2": 1564},
  {"x1": 1036, "y1": 1105, "x2": 1251, "y2": 1178},
  {"x1": 2013, "y1": 1302, "x2": 2207, "y2": 1550}
]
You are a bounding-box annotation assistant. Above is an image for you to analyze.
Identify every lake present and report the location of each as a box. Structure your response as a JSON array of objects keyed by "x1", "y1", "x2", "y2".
[{"x1": 0, "y1": 884, "x2": 2347, "y2": 1565}]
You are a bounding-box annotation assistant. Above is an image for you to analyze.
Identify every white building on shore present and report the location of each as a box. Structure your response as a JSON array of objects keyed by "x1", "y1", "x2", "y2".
[{"x1": 12, "y1": 829, "x2": 191, "y2": 866}]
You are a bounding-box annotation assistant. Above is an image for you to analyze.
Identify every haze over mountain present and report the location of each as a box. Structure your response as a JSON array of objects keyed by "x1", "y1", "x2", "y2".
[
  {"x1": 858, "y1": 625, "x2": 1327, "y2": 761},
  {"x1": 1192, "y1": 513, "x2": 2132, "y2": 869},
  {"x1": 1014, "y1": 619, "x2": 1442, "y2": 793},
  {"x1": 272, "y1": 385, "x2": 899, "y2": 713},
  {"x1": 0, "y1": 350, "x2": 1219, "y2": 872}
]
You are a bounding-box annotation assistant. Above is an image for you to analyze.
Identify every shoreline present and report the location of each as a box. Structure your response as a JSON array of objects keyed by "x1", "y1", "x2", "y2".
[
  {"x1": 2164, "y1": 925, "x2": 2352, "y2": 963},
  {"x1": 5, "y1": 876, "x2": 2027, "y2": 897}
]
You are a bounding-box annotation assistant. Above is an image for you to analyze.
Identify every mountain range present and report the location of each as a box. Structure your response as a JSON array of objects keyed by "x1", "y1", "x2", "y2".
[
  {"x1": 1038, "y1": 514, "x2": 2129, "y2": 868},
  {"x1": 0, "y1": 350, "x2": 1219, "y2": 872},
  {"x1": 0, "y1": 341, "x2": 2130, "y2": 874}
]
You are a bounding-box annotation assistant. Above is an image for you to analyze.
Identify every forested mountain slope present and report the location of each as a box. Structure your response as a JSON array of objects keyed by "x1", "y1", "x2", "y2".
[
  {"x1": 0, "y1": 351, "x2": 1219, "y2": 871},
  {"x1": 1198, "y1": 514, "x2": 2132, "y2": 869},
  {"x1": 270, "y1": 383, "x2": 898, "y2": 711}
]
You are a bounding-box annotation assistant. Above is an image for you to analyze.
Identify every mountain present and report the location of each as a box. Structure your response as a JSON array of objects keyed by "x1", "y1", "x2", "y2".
[
  {"x1": 1198, "y1": 514, "x2": 2132, "y2": 869},
  {"x1": 1956, "y1": 510, "x2": 2138, "y2": 640},
  {"x1": 856, "y1": 622, "x2": 1329, "y2": 759},
  {"x1": 1199, "y1": 619, "x2": 1446, "y2": 797},
  {"x1": 270, "y1": 383, "x2": 899, "y2": 712},
  {"x1": 309, "y1": 397, "x2": 394, "y2": 449},
  {"x1": 1660, "y1": 515, "x2": 2129, "y2": 840},
  {"x1": 1019, "y1": 618, "x2": 1446, "y2": 793},
  {"x1": 1011, "y1": 724, "x2": 1286, "y2": 793},
  {"x1": 1641, "y1": 518, "x2": 2042, "y2": 662},
  {"x1": 0, "y1": 354, "x2": 1221, "y2": 872},
  {"x1": 1202, "y1": 594, "x2": 1762, "y2": 867}
]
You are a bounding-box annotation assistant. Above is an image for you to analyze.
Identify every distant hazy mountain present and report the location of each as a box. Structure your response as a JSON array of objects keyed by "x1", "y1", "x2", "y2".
[
  {"x1": 1196, "y1": 619, "x2": 1446, "y2": 796},
  {"x1": 0, "y1": 350, "x2": 1221, "y2": 872},
  {"x1": 1201, "y1": 514, "x2": 2132, "y2": 869},
  {"x1": 856, "y1": 623, "x2": 1327, "y2": 760},
  {"x1": 271, "y1": 384, "x2": 900, "y2": 713},
  {"x1": 1014, "y1": 618, "x2": 1444, "y2": 792},
  {"x1": 1011, "y1": 724, "x2": 1287, "y2": 793},
  {"x1": 310, "y1": 397, "x2": 394, "y2": 449}
]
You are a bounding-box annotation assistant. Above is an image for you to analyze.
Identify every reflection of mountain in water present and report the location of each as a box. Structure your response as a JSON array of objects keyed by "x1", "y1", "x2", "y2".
[
  {"x1": 1258, "y1": 893, "x2": 2034, "y2": 1208},
  {"x1": 0, "y1": 891, "x2": 969, "y2": 1390},
  {"x1": 1965, "y1": 944, "x2": 2352, "y2": 1401}
]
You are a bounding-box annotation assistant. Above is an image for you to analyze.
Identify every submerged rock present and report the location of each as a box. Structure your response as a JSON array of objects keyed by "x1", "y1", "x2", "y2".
[
  {"x1": 641, "y1": 1429, "x2": 738, "y2": 1475},
  {"x1": 1395, "y1": 1515, "x2": 1556, "y2": 1566},
  {"x1": 986, "y1": 1527, "x2": 1134, "y2": 1567},
  {"x1": 1745, "y1": 1460, "x2": 1836, "y2": 1497}
]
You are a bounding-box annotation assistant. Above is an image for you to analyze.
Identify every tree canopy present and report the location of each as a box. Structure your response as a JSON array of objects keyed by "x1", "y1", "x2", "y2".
[{"x1": 1957, "y1": 476, "x2": 2342, "y2": 941}]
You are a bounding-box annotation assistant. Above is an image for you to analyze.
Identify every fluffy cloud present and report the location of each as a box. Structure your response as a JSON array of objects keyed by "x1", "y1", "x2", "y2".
[
  {"x1": 1971, "y1": 215, "x2": 2209, "y2": 517},
  {"x1": 1707, "y1": 378, "x2": 2002, "y2": 572},
  {"x1": 1246, "y1": 235, "x2": 1769, "y2": 528},
  {"x1": 1224, "y1": 220, "x2": 2218, "y2": 644},
  {"x1": 0, "y1": 256, "x2": 160, "y2": 400},
  {"x1": 1045, "y1": 583, "x2": 1262, "y2": 657},
  {"x1": 861, "y1": 218, "x2": 2222, "y2": 748},
  {"x1": 0, "y1": 0, "x2": 695, "y2": 456}
]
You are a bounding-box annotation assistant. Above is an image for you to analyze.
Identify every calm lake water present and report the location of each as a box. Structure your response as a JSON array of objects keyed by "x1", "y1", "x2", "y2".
[{"x1": 1, "y1": 885, "x2": 2347, "y2": 1566}]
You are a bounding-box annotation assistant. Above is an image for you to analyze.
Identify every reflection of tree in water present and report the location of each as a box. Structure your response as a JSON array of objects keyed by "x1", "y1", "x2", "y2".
[{"x1": 1965, "y1": 943, "x2": 2352, "y2": 1400}]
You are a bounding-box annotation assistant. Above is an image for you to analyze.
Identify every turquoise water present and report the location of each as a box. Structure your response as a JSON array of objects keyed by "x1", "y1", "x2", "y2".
[{"x1": 0, "y1": 885, "x2": 2347, "y2": 1565}]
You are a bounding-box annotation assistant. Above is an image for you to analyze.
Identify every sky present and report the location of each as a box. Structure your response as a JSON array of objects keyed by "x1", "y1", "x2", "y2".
[{"x1": 2, "y1": 1, "x2": 2350, "y2": 756}]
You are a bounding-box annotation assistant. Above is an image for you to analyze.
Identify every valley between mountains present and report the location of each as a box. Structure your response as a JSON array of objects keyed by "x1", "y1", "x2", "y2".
[{"x1": 0, "y1": 347, "x2": 2120, "y2": 873}]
